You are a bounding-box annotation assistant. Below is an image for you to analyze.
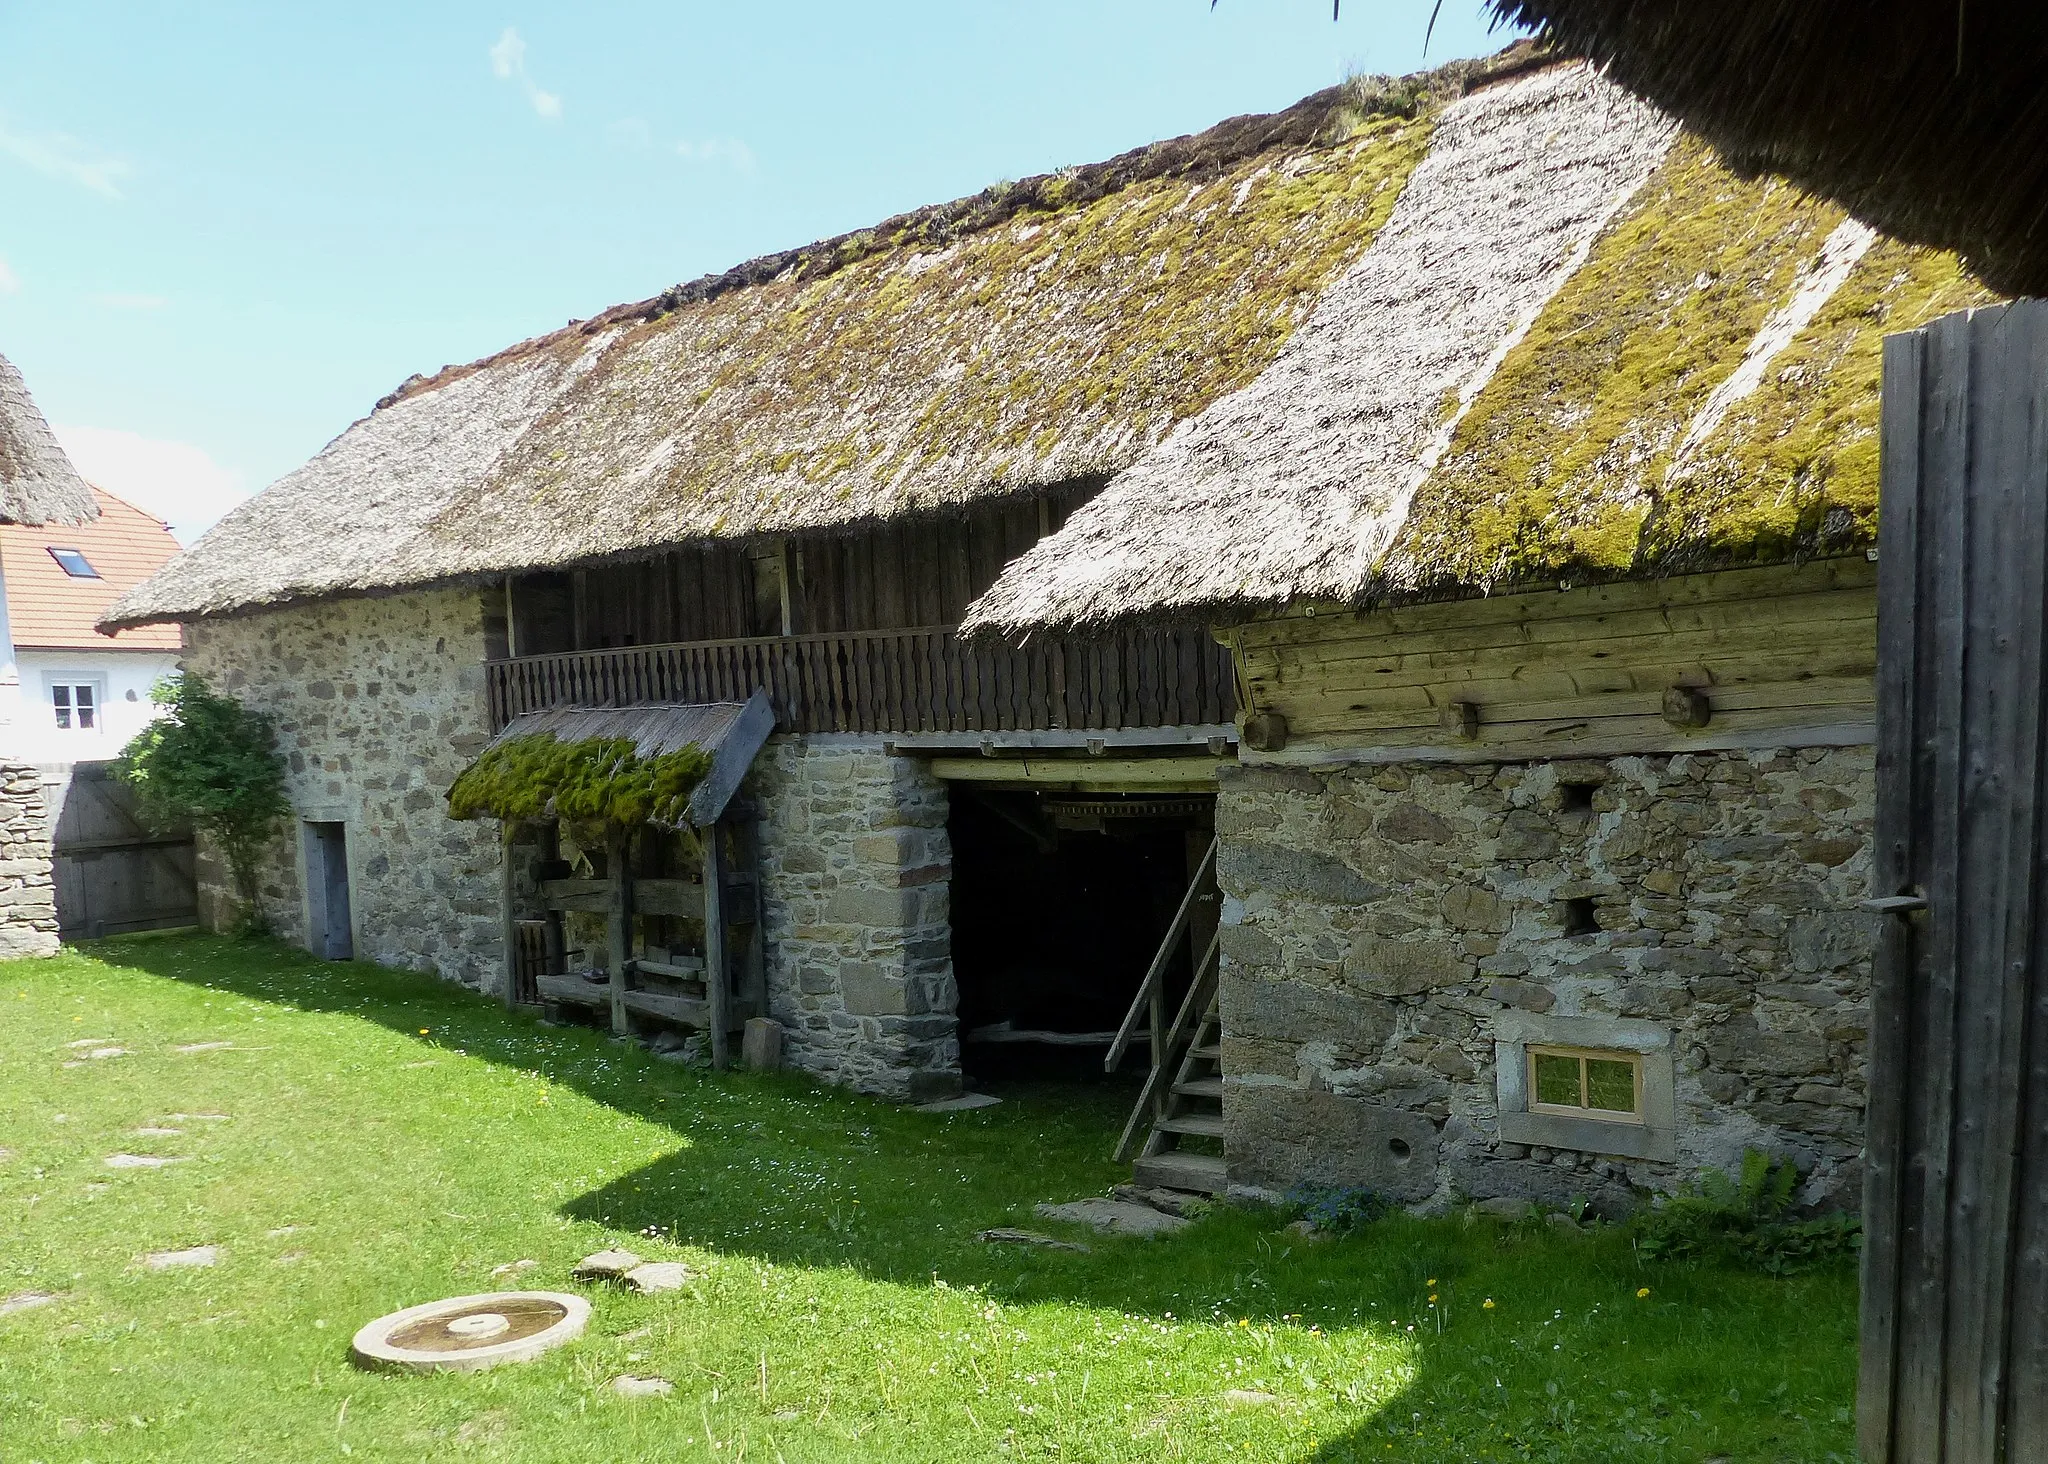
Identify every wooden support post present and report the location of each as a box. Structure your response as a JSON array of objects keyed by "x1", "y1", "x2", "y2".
[
  {"x1": 541, "y1": 821, "x2": 566, "y2": 978},
  {"x1": 499, "y1": 822, "x2": 520, "y2": 1009},
  {"x1": 736, "y1": 812, "x2": 766, "y2": 1020},
  {"x1": 606, "y1": 832, "x2": 631, "y2": 1036},
  {"x1": 705, "y1": 819, "x2": 730, "y2": 1070}
]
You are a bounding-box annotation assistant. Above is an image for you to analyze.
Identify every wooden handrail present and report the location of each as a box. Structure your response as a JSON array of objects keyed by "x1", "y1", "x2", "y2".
[
  {"x1": 1112, "y1": 928, "x2": 1221, "y2": 1163},
  {"x1": 485, "y1": 624, "x2": 1237, "y2": 736},
  {"x1": 1105, "y1": 835, "x2": 1219, "y2": 1071}
]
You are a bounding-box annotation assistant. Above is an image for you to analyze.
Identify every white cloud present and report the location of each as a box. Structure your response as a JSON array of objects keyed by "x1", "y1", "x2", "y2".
[
  {"x1": 0, "y1": 121, "x2": 128, "y2": 197},
  {"x1": 489, "y1": 28, "x2": 562, "y2": 120},
  {"x1": 51, "y1": 425, "x2": 249, "y2": 545},
  {"x1": 89, "y1": 292, "x2": 167, "y2": 311},
  {"x1": 675, "y1": 138, "x2": 756, "y2": 173},
  {"x1": 0, "y1": 256, "x2": 16, "y2": 295}
]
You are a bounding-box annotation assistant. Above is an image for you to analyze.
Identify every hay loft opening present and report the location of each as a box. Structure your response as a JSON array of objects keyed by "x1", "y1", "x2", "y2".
[{"x1": 948, "y1": 789, "x2": 1215, "y2": 1082}]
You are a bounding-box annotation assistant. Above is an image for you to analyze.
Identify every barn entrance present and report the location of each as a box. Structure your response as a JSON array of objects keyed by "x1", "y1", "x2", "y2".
[{"x1": 947, "y1": 788, "x2": 1215, "y2": 1083}]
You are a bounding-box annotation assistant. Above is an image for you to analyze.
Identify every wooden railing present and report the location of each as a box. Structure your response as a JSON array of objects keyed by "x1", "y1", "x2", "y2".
[{"x1": 486, "y1": 625, "x2": 1236, "y2": 735}]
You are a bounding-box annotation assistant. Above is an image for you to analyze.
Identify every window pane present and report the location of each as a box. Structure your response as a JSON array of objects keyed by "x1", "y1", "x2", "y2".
[
  {"x1": 1586, "y1": 1058, "x2": 1638, "y2": 1113},
  {"x1": 47, "y1": 547, "x2": 99, "y2": 578},
  {"x1": 52, "y1": 686, "x2": 70, "y2": 729},
  {"x1": 1533, "y1": 1051, "x2": 1582, "y2": 1108},
  {"x1": 76, "y1": 687, "x2": 95, "y2": 729}
]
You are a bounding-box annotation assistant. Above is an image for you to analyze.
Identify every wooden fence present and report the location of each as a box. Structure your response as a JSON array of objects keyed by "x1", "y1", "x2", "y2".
[
  {"x1": 1861, "y1": 300, "x2": 2048, "y2": 1462},
  {"x1": 47, "y1": 761, "x2": 197, "y2": 940},
  {"x1": 485, "y1": 625, "x2": 1237, "y2": 734}
]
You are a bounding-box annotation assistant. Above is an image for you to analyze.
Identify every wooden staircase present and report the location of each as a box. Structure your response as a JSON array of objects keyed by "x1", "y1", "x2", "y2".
[{"x1": 1106, "y1": 837, "x2": 1228, "y2": 1195}]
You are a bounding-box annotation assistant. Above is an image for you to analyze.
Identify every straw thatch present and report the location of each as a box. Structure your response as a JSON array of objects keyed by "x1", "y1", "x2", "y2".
[
  {"x1": 963, "y1": 64, "x2": 1999, "y2": 640},
  {"x1": 103, "y1": 49, "x2": 1544, "y2": 633},
  {"x1": 1492, "y1": 0, "x2": 2048, "y2": 296},
  {"x1": 0, "y1": 354, "x2": 98, "y2": 528}
]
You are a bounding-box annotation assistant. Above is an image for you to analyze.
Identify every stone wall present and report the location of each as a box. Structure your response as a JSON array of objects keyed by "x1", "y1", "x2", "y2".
[
  {"x1": 1216, "y1": 747, "x2": 1876, "y2": 1214},
  {"x1": 0, "y1": 760, "x2": 58, "y2": 958},
  {"x1": 749, "y1": 734, "x2": 960, "y2": 1101},
  {"x1": 182, "y1": 589, "x2": 501, "y2": 988}
]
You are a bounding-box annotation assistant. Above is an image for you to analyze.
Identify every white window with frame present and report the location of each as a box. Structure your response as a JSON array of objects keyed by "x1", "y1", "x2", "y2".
[
  {"x1": 49, "y1": 679, "x2": 102, "y2": 733},
  {"x1": 1496, "y1": 1012, "x2": 1676, "y2": 1161}
]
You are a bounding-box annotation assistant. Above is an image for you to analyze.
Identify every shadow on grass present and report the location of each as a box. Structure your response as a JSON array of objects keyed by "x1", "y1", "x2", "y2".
[{"x1": 78, "y1": 933, "x2": 1858, "y2": 1462}]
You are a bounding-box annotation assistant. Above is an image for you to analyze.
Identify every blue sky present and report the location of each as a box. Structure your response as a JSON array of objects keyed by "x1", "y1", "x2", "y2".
[{"x1": 0, "y1": 2, "x2": 1520, "y2": 541}]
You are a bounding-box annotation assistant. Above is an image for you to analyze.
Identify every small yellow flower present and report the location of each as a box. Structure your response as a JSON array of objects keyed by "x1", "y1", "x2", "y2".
[
  {"x1": 1636, "y1": 1287, "x2": 1651, "y2": 1299},
  {"x1": 1426, "y1": 1277, "x2": 1437, "y2": 1286},
  {"x1": 1482, "y1": 1298, "x2": 1495, "y2": 1310},
  {"x1": 419, "y1": 1028, "x2": 429, "y2": 1035},
  {"x1": 1428, "y1": 1294, "x2": 1438, "y2": 1304}
]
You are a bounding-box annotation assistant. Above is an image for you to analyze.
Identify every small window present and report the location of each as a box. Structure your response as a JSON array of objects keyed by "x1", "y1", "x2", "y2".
[
  {"x1": 1528, "y1": 1046, "x2": 1643, "y2": 1124},
  {"x1": 52, "y1": 682, "x2": 98, "y2": 731},
  {"x1": 47, "y1": 548, "x2": 99, "y2": 578},
  {"x1": 1561, "y1": 895, "x2": 1600, "y2": 937}
]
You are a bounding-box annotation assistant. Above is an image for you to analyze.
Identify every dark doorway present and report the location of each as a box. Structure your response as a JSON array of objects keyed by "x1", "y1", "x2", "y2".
[
  {"x1": 303, "y1": 821, "x2": 353, "y2": 960},
  {"x1": 948, "y1": 789, "x2": 1214, "y2": 1081}
]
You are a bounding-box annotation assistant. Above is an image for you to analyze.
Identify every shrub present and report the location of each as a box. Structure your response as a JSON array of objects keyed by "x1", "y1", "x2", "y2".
[
  {"x1": 1632, "y1": 1149, "x2": 1861, "y2": 1275},
  {"x1": 116, "y1": 674, "x2": 290, "y2": 935},
  {"x1": 1285, "y1": 1184, "x2": 1394, "y2": 1236}
]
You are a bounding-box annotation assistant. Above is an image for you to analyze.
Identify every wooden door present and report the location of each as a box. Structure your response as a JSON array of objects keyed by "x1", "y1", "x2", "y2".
[{"x1": 1861, "y1": 300, "x2": 2048, "y2": 1462}]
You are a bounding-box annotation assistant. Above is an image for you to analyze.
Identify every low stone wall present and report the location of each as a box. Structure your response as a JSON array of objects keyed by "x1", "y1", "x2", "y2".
[
  {"x1": 183, "y1": 589, "x2": 501, "y2": 988},
  {"x1": 749, "y1": 734, "x2": 960, "y2": 1101},
  {"x1": 0, "y1": 759, "x2": 58, "y2": 958},
  {"x1": 1216, "y1": 747, "x2": 1875, "y2": 1213}
]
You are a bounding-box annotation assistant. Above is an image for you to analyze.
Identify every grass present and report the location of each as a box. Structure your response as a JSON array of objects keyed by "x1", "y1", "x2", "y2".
[{"x1": 1, "y1": 935, "x2": 1857, "y2": 1462}]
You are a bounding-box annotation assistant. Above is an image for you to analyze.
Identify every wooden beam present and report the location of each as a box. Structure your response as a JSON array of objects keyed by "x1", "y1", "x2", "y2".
[
  {"x1": 499, "y1": 823, "x2": 520, "y2": 1010},
  {"x1": 705, "y1": 820, "x2": 730, "y2": 1071},
  {"x1": 606, "y1": 833, "x2": 630, "y2": 1037},
  {"x1": 928, "y1": 757, "x2": 1226, "y2": 787}
]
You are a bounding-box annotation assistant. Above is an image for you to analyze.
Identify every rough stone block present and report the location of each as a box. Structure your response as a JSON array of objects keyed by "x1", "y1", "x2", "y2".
[
  {"x1": 1345, "y1": 933, "x2": 1472, "y2": 997},
  {"x1": 1226, "y1": 1088, "x2": 1440, "y2": 1201},
  {"x1": 1221, "y1": 971, "x2": 1395, "y2": 1050},
  {"x1": 1220, "y1": 839, "x2": 1381, "y2": 905},
  {"x1": 840, "y1": 962, "x2": 908, "y2": 1016},
  {"x1": 741, "y1": 1018, "x2": 784, "y2": 1071}
]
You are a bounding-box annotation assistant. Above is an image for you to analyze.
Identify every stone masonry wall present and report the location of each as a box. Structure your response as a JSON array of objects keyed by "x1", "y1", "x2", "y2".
[
  {"x1": 183, "y1": 589, "x2": 501, "y2": 988},
  {"x1": 1216, "y1": 747, "x2": 1875, "y2": 1214},
  {"x1": 749, "y1": 735, "x2": 960, "y2": 1102},
  {"x1": 0, "y1": 760, "x2": 58, "y2": 958}
]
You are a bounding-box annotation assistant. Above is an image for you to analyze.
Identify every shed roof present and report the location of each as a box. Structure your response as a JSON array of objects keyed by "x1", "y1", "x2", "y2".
[
  {"x1": 963, "y1": 63, "x2": 1998, "y2": 639},
  {"x1": 0, "y1": 486, "x2": 182, "y2": 651},
  {"x1": 0, "y1": 353, "x2": 100, "y2": 528},
  {"x1": 1492, "y1": 0, "x2": 2048, "y2": 297},
  {"x1": 103, "y1": 49, "x2": 1539, "y2": 633}
]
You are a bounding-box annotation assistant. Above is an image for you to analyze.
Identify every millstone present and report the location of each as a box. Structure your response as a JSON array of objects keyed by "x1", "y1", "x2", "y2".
[{"x1": 349, "y1": 1292, "x2": 589, "y2": 1373}]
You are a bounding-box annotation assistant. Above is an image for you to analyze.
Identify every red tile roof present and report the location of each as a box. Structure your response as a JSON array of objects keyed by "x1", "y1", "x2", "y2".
[{"x1": 0, "y1": 487, "x2": 182, "y2": 650}]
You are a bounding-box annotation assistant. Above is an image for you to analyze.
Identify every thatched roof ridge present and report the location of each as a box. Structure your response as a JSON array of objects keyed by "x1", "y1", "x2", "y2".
[
  {"x1": 0, "y1": 353, "x2": 98, "y2": 527},
  {"x1": 105, "y1": 48, "x2": 1546, "y2": 632},
  {"x1": 1492, "y1": 0, "x2": 2048, "y2": 296}
]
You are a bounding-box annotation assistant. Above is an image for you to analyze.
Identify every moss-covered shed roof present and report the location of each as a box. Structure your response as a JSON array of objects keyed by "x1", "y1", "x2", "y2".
[
  {"x1": 964, "y1": 63, "x2": 1998, "y2": 639},
  {"x1": 105, "y1": 51, "x2": 1541, "y2": 631}
]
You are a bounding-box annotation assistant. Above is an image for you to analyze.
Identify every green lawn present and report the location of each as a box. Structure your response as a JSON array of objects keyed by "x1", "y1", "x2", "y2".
[{"x1": 1, "y1": 936, "x2": 1856, "y2": 1462}]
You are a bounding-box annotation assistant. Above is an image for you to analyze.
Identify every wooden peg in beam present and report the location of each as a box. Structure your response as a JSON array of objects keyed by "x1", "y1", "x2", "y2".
[
  {"x1": 1661, "y1": 685, "x2": 1712, "y2": 729},
  {"x1": 1440, "y1": 700, "x2": 1481, "y2": 741}
]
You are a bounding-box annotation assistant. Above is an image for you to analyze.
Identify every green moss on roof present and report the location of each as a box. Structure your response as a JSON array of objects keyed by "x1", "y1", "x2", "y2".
[
  {"x1": 1389, "y1": 137, "x2": 1846, "y2": 590},
  {"x1": 1645, "y1": 241, "x2": 1996, "y2": 567}
]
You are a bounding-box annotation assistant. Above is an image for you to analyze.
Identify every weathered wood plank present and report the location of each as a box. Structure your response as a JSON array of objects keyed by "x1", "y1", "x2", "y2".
[{"x1": 705, "y1": 821, "x2": 730, "y2": 1070}]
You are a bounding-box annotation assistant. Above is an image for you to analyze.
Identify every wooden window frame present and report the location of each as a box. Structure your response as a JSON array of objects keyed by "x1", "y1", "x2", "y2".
[{"x1": 1526, "y1": 1044, "x2": 1645, "y2": 1125}]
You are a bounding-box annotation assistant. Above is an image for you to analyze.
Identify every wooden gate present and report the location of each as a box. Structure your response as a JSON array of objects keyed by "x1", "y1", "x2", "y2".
[
  {"x1": 48, "y1": 761, "x2": 197, "y2": 940},
  {"x1": 1861, "y1": 300, "x2": 2048, "y2": 1462}
]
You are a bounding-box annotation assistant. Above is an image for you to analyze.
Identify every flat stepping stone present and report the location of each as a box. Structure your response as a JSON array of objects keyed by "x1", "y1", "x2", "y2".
[
  {"x1": 571, "y1": 1249, "x2": 643, "y2": 1282},
  {"x1": 610, "y1": 1374, "x2": 674, "y2": 1398},
  {"x1": 174, "y1": 1042, "x2": 234, "y2": 1054},
  {"x1": 144, "y1": 1245, "x2": 218, "y2": 1269},
  {"x1": 1111, "y1": 1183, "x2": 1207, "y2": 1218},
  {"x1": 1034, "y1": 1199, "x2": 1190, "y2": 1239},
  {"x1": 914, "y1": 1093, "x2": 1002, "y2": 1113},
  {"x1": 168, "y1": 1113, "x2": 231, "y2": 1123},
  {"x1": 133, "y1": 1126, "x2": 184, "y2": 1138},
  {"x1": 622, "y1": 1262, "x2": 694, "y2": 1294},
  {"x1": 1, "y1": 1291, "x2": 59, "y2": 1316},
  {"x1": 1224, "y1": 1389, "x2": 1278, "y2": 1406},
  {"x1": 975, "y1": 1227, "x2": 1090, "y2": 1253},
  {"x1": 490, "y1": 1258, "x2": 538, "y2": 1279},
  {"x1": 64, "y1": 1038, "x2": 116, "y2": 1049},
  {"x1": 104, "y1": 1154, "x2": 186, "y2": 1170}
]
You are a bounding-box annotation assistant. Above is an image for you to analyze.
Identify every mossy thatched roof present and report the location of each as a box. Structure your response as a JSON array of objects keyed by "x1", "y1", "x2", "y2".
[
  {"x1": 964, "y1": 63, "x2": 1999, "y2": 640},
  {"x1": 0, "y1": 353, "x2": 99, "y2": 528},
  {"x1": 1491, "y1": 0, "x2": 2048, "y2": 297},
  {"x1": 103, "y1": 49, "x2": 1543, "y2": 632}
]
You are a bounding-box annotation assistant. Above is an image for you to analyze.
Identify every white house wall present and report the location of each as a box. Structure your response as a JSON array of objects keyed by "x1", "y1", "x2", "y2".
[{"x1": 13, "y1": 649, "x2": 180, "y2": 766}]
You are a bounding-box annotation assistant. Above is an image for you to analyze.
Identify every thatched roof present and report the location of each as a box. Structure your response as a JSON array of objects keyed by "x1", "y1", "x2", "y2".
[
  {"x1": 1493, "y1": 0, "x2": 2048, "y2": 297},
  {"x1": 964, "y1": 63, "x2": 1998, "y2": 639},
  {"x1": 0, "y1": 354, "x2": 98, "y2": 528},
  {"x1": 103, "y1": 48, "x2": 1543, "y2": 632}
]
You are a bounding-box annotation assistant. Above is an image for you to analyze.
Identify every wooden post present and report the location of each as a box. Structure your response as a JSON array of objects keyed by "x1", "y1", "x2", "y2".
[
  {"x1": 704, "y1": 819, "x2": 730, "y2": 1070},
  {"x1": 541, "y1": 821, "x2": 566, "y2": 978},
  {"x1": 606, "y1": 831, "x2": 631, "y2": 1036}
]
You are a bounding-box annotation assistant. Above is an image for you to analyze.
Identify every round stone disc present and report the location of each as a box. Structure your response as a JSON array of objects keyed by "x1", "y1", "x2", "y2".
[{"x1": 349, "y1": 1292, "x2": 590, "y2": 1373}]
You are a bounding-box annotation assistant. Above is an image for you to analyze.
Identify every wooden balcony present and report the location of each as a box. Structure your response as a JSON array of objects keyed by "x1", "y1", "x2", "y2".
[{"x1": 485, "y1": 625, "x2": 1238, "y2": 736}]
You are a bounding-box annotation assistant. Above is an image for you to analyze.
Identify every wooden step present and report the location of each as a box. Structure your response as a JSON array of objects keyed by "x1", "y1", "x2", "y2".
[
  {"x1": 1133, "y1": 1150, "x2": 1228, "y2": 1195},
  {"x1": 1155, "y1": 1112, "x2": 1225, "y2": 1139},
  {"x1": 1189, "y1": 1044, "x2": 1221, "y2": 1061},
  {"x1": 1172, "y1": 1077, "x2": 1223, "y2": 1099}
]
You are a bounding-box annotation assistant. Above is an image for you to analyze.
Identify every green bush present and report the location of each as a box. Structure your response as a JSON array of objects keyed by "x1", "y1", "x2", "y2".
[
  {"x1": 446, "y1": 733, "x2": 713, "y2": 837},
  {"x1": 1632, "y1": 1149, "x2": 1861, "y2": 1275},
  {"x1": 115, "y1": 673, "x2": 290, "y2": 934}
]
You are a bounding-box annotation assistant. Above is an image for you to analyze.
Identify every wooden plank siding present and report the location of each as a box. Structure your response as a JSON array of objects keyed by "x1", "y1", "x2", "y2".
[{"x1": 1231, "y1": 559, "x2": 1879, "y2": 763}]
